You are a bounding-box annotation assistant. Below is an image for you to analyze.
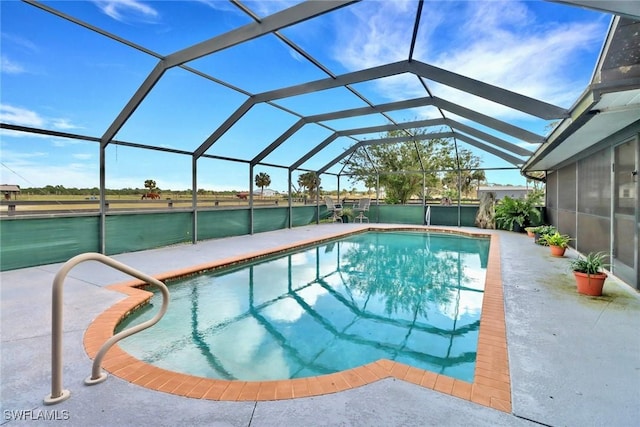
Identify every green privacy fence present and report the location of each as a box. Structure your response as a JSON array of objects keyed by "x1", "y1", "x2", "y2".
[
  {"x1": 0, "y1": 216, "x2": 100, "y2": 271},
  {"x1": 0, "y1": 204, "x2": 479, "y2": 271},
  {"x1": 369, "y1": 204, "x2": 478, "y2": 226},
  {"x1": 105, "y1": 212, "x2": 193, "y2": 254},
  {"x1": 197, "y1": 206, "x2": 321, "y2": 239},
  {"x1": 0, "y1": 206, "x2": 323, "y2": 271}
]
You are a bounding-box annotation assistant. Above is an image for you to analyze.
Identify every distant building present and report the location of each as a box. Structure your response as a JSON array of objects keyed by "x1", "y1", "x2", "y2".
[
  {"x1": 253, "y1": 188, "x2": 278, "y2": 197},
  {"x1": 1, "y1": 185, "x2": 20, "y2": 200},
  {"x1": 477, "y1": 186, "x2": 533, "y2": 200}
]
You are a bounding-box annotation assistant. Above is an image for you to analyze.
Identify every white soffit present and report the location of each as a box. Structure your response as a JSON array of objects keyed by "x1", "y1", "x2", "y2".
[
  {"x1": 550, "y1": 1, "x2": 640, "y2": 19},
  {"x1": 528, "y1": 89, "x2": 640, "y2": 170}
]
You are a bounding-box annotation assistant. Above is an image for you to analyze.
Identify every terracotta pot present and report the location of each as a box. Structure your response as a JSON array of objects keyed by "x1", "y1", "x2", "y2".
[
  {"x1": 573, "y1": 271, "x2": 607, "y2": 296},
  {"x1": 549, "y1": 245, "x2": 566, "y2": 257},
  {"x1": 526, "y1": 230, "x2": 535, "y2": 238}
]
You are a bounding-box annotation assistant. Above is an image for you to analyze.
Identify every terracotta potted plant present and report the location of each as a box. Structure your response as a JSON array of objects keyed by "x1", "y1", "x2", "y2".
[
  {"x1": 533, "y1": 225, "x2": 556, "y2": 245},
  {"x1": 525, "y1": 226, "x2": 536, "y2": 238},
  {"x1": 570, "y1": 252, "x2": 608, "y2": 296},
  {"x1": 540, "y1": 232, "x2": 571, "y2": 257}
]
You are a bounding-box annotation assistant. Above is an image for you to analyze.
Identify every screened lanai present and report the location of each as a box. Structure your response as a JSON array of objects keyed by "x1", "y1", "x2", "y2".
[{"x1": 1, "y1": 0, "x2": 638, "y2": 272}]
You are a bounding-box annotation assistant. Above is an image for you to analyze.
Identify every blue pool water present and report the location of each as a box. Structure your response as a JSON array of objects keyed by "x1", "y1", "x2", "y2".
[{"x1": 117, "y1": 231, "x2": 490, "y2": 382}]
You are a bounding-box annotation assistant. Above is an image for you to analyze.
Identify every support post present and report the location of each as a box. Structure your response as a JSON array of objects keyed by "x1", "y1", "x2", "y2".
[
  {"x1": 191, "y1": 156, "x2": 198, "y2": 244},
  {"x1": 249, "y1": 165, "x2": 254, "y2": 234}
]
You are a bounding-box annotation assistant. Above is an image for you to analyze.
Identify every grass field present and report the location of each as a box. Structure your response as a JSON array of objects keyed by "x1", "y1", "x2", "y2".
[
  {"x1": 2, "y1": 190, "x2": 356, "y2": 215},
  {"x1": 0, "y1": 193, "x2": 301, "y2": 213}
]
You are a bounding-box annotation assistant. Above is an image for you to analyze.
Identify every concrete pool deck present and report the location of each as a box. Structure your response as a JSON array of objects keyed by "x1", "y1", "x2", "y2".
[{"x1": 2, "y1": 224, "x2": 639, "y2": 426}]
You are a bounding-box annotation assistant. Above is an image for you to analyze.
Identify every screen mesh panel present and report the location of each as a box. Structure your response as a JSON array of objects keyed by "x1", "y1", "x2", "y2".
[
  {"x1": 576, "y1": 214, "x2": 611, "y2": 256},
  {"x1": 578, "y1": 148, "x2": 611, "y2": 216},
  {"x1": 546, "y1": 170, "x2": 557, "y2": 209},
  {"x1": 558, "y1": 164, "x2": 577, "y2": 211},
  {"x1": 557, "y1": 210, "x2": 576, "y2": 238}
]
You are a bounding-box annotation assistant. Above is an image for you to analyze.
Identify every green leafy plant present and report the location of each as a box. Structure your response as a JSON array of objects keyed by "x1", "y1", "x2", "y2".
[
  {"x1": 570, "y1": 252, "x2": 608, "y2": 275},
  {"x1": 533, "y1": 225, "x2": 557, "y2": 245},
  {"x1": 494, "y1": 191, "x2": 542, "y2": 231},
  {"x1": 533, "y1": 225, "x2": 556, "y2": 235},
  {"x1": 341, "y1": 207, "x2": 355, "y2": 222},
  {"x1": 540, "y1": 231, "x2": 571, "y2": 248}
]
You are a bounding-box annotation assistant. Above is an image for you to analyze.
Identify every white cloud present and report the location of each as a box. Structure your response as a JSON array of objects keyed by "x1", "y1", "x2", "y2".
[
  {"x1": 0, "y1": 149, "x2": 98, "y2": 188},
  {"x1": 93, "y1": 0, "x2": 159, "y2": 23},
  {"x1": 0, "y1": 104, "x2": 82, "y2": 133},
  {"x1": 51, "y1": 118, "x2": 81, "y2": 131},
  {"x1": 332, "y1": 0, "x2": 606, "y2": 118},
  {"x1": 0, "y1": 105, "x2": 45, "y2": 127},
  {"x1": 6, "y1": 165, "x2": 97, "y2": 188},
  {"x1": 333, "y1": 0, "x2": 417, "y2": 70},
  {"x1": 1, "y1": 55, "x2": 25, "y2": 74},
  {"x1": 0, "y1": 150, "x2": 48, "y2": 161},
  {"x1": 192, "y1": 0, "x2": 239, "y2": 13},
  {"x1": 248, "y1": 0, "x2": 300, "y2": 17},
  {"x1": 1, "y1": 32, "x2": 38, "y2": 53},
  {"x1": 431, "y1": 9, "x2": 603, "y2": 108},
  {"x1": 52, "y1": 138, "x2": 89, "y2": 147}
]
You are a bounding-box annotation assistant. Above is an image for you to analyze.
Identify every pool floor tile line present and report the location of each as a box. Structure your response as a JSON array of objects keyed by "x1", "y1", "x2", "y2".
[{"x1": 82, "y1": 227, "x2": 511, "y2": 412}]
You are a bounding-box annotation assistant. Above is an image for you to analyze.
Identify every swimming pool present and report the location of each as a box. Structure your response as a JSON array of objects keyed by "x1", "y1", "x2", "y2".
[{"x1": 117, "y1": 230, "x2": 490, "y2": 383}]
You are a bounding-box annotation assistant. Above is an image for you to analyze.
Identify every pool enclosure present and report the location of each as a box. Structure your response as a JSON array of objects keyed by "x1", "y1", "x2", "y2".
[{"x1": 0, "y1": 1, "x2": 638, "y2": 287}]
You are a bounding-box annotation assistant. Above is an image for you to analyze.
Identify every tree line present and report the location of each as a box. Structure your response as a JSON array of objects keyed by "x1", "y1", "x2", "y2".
[
  {"x1": 18, "y1": 186, "x2": 242, "y2": 196},
  {"x1": 21, "y1": 130, "x2": 490, "y2": 203},
  {"x1": 291, "y1": 129, "x2": 488, "y2": 204}
]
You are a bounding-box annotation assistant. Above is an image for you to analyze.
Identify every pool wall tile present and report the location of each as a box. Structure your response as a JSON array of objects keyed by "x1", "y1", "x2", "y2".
[
  {"x1": 188, "y1": 380, "x2": 214, "y2": 399},
  {"x1": 237, "y1": 381, "x2": 261, "y2": 401},
  {"x1": 220, "y1": 381, "x2": 246, "y2": 400},
  {"x1": 351, "y1": 365, "x2": 380, "y2": 383},
  {"x1": 330, "y1": 373, "x2": 351, "y2": 392},
  {"x1": 401, "y1": 366, "x2": 425, "y2": 385},
  {"x1": 433, "y1": 375, "x2": 455, "y2": 394},
  {"x1": 173, "y1": 376, "x2": 204, "y2": 397},
  {"x1": 389, "y1": 362, "x2": 410, "y2": 379},
  {"x1": 203, "y1": 381, "x2": 230, "y2": 400},
  {"x1": 305, "y1": 377, "x2": 324, "y2": 396},
  {"x1": 275, "y1": 381, "x2": 294, "y2": 399},
  {"x1": 317, "y1": 376, "x2": 339, "y2": 394},
  {"x1": 419, "y1": 370, "x2": 438, "y2": 389},
  {"x1": 451, "y1": 380, "x2": 473, "y2": 400},
  {"x1": 340, "y1": 369, "x2": 367, "y2": 388},
  {"x1": 256, "y1": 381, "x2": 278, "y2": 401},
  {"x1": 83, "y1": 226, "x2": 512, "y2": 413},
  {"x1": 290, "y1": 378, "x2": 309, "y2": 398}
]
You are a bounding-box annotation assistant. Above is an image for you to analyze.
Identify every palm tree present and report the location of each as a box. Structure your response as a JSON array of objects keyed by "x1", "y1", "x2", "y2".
[
  {"x1": 254, "y1": 172, "x2": 271, "y2": 196},
  {"x1": 144, "y1": 179, "x2": 157, "y2": 191},
  {"x1": 297, "y1": 172, "x2": 321, "y2": 198},
  {"x1": 144, "y1": 179, "x2": 157, "y2": 196},
  {"x1": 142, "y1": 179, "x2": 158, "y2": 199}
]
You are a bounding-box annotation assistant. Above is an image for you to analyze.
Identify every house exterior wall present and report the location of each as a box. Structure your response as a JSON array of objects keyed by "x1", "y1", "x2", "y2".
[
  {"x1": 545, "y1": 121, "x2": 640, "y2": 290},
  {"x1": 477, "y1": 187, "x2": 532, "y2": 200}
]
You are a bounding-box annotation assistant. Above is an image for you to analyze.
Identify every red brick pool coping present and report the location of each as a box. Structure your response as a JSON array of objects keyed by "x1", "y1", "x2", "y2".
[{"x1": 84, "y1": 226, "x2": 511, "y2": 412}]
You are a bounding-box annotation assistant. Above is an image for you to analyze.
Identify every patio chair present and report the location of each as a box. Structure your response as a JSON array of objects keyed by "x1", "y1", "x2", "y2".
[
  {"x1": 353, "y1": 198, "x2": 370, "y2": 223},
  {"x1": 324, "y1": 196, "x2": 343, "y2": 222}
]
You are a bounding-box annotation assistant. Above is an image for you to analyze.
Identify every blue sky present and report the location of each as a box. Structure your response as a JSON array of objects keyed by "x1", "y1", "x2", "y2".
[{"x1": 0, "y1": 0, "x2": 611, "y2": 192}]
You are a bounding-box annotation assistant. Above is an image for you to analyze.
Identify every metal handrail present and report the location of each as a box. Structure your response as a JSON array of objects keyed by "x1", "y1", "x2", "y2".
[{"x1": 44, "y1": 252, "x2": 169, "y2": 405}]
